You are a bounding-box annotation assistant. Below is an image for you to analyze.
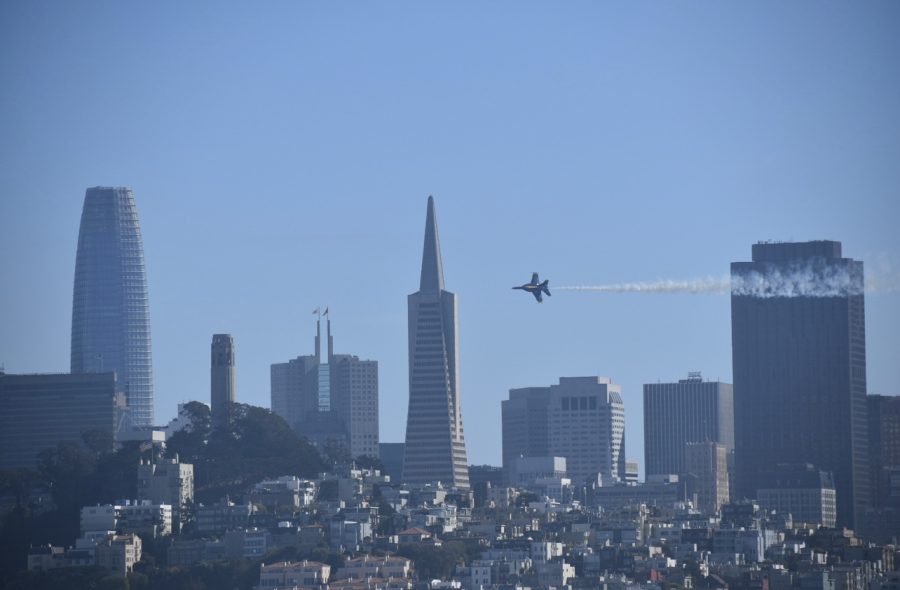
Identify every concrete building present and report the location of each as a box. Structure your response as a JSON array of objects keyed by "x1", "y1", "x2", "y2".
[
  {"x1": 94, "y1": 533, "x2": 142, "y2": 576},
  {"x1": 210, "y1": 333, "x2": 236, "y2": 428},
  {"x1": 71, "y1": 187, "x2": 154, "y2": 426},
  {"x1": 502, "y1": 377, "x2": 625, "y2": 487},
  {"x1": 643, "y1": 373, "x2": 734, "y2": 478},
  {"x1": 225, "y1": 528, "x2": 271, "y2": 558},
  {"x1": 249, "y1": 476, "x2": 315, "y2": 510},
  {"x1": 403, "y1": 197, "x2": 469, "y2": 489},
  {"x1": 509, "y1": 456, "x2": 567, "y2": 488},
  {"x1": 137, "y1": 455, "x2": 193, "y2": 528},
  {"x1": 258, "y1": 560, "x2": 331, "y2": 588},
  {"x1": 501, "y1": 387, "x2": 551, "y2": 483},
  {"x1": 195, "y1": 501, "x2": 253, "y2": 534},
  {"x1": 684, "y1": 441, "x2": 730, "y2": 514},
  {"x1": 868, "y1": 394, "x2": 900, "y2": 507},
  {"x1": 335, "y1": 555, "x2": 412, "y2": 580},
  {"x1": 756, "y1": 464, "x2": 837, "y2": 527},
  {"x1": 271, "y1": 318, "x2": 379, "y2": 459},
  {"x1": 0, "y1": 372, "x2": 121, "y2": 470},
  {"x1": 592, "y1": 478, "x2": 686, "y2": 511},
  {"x1": 81, "y1": 501, "x2": 172, "y2": 538},
  {"x1": 625, "y1": 459, "x2": 639, "y2": 484},
  {"x1": 863, "y1": 394, "x2": 900, "y2": 542},
  {"x1": 732, "y1": 240, "x2": 869, "y2": 528}
]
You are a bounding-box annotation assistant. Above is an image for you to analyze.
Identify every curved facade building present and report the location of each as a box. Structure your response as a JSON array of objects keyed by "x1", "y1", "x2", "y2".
[{"x1": 71, "y1": 187, "x2": 154, "y2": 426}]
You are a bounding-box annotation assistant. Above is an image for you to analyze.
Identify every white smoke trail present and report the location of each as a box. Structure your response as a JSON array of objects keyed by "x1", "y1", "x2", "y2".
[
  {"x1": 557, "y1": 276, "x2": 730, "y2": 295},
  {"x1": 557, "y1": 261, "x2": 893, "y2": 298}
]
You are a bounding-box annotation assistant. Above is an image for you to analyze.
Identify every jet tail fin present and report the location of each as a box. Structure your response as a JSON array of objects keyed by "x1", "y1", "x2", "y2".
[{"x1": 541, "y1": 280, "x2": 551, "y2": 297}]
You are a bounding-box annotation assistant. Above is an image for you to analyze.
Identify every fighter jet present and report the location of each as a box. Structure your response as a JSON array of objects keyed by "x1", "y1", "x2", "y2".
[{"x1": 513, "y1": 272, "x2": 551, "y2": 303}]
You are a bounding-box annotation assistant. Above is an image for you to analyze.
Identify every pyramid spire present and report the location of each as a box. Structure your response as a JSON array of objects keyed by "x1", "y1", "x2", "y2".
[{"x1": 419, "y1": 196, "x2": 445, "y2": 293}]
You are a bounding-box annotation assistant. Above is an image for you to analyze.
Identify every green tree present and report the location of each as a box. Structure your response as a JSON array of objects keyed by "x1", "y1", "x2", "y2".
[{"x1": 168, "y1": 402, "x2": 325, "y2": 503}]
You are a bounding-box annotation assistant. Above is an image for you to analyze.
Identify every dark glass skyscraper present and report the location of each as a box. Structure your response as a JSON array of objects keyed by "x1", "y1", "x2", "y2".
[
  {"x1": 71, "y1": 187, "x2": 154, "y2": 426},
  {"x1": 731, "y1": 240, "x2": 868, "y2": 528},
  {"x1": 403, "y1": 197, "x2": 470, "y2": 489}
]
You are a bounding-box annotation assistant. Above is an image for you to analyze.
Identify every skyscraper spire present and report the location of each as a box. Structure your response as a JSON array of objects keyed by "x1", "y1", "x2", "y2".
[
  {"x1": 404, "y1": 196, "x2": 469, "y2": 489},
  {"x1": 419, "y1": 195, "x2": 445, "y2": 293}
]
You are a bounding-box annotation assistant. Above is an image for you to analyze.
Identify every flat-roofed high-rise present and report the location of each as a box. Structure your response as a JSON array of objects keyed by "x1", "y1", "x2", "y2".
[
  {"x1": 0, "y1": 372, "x2": 121, "y2": 470},
  {"x1": 643, "y1": 373, "x2": 733, "y2": 478},
  {"x1": 402, "y1": 197, "x2": 469, "y2": 489},
  {"x1": 731, "y1": 240, "x2": 868, "y2": 528},
  {"x1": 71, "y1": 187, "x2": 154, "y2": 426}
]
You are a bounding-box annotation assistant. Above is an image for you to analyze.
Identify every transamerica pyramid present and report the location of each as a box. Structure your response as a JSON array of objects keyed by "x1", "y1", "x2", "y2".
[{"x1": 402, "y1": 196, "x2": 470, "y2": 489}]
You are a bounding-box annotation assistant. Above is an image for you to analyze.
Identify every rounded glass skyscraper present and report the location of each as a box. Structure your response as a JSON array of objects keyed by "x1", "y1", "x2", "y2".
[{"x1": 71, "y1": 187, "x2": 154, "y2": 426}]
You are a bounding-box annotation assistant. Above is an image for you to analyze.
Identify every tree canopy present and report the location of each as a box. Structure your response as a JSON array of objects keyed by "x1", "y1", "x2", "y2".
[{"x1": 166, "y1": 402, "x2": 325, "y2": 503}]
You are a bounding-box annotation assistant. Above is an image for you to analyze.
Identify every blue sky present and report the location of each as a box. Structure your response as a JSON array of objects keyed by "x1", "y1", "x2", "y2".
[{"x1": 1, "y1": 2, "x2": 898, "y2": 473}]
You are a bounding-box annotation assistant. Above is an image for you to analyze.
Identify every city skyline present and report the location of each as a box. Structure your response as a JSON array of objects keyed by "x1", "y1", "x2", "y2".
[{"x1": 1, "y1": 2, "x2": 899, "y2": 471}]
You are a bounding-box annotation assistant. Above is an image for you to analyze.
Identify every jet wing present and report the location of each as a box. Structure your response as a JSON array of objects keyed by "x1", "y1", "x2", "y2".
[
  {"x1": 532, "y1": 290, "x2": 543, "y2": 303},
  {"x1": 531, "y1": 272, "x2": 539, "y2": 285}
]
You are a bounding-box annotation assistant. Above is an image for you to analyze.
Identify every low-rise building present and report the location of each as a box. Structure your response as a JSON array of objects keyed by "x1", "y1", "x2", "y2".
[
  {"x1": 335, "y1": 555, "x2": 412, "y2": 580},
  {"x1": 250, "y1": 476, "x2": 316, "y2": 511},
  {"x1": 137, "y1": 455, "x2": 193, "y2": 529},
  {"x1": 195, "y1": 500, "x2": 254, "y2": 534},
  {"x1": 225, "y1": 528, "x2": 271, "y2": 558},
  {"x1": 757, "y1": 464, "x2": 837, "y2": 528},
  {"x1": 81, "y1": 501, "x2": 173, "y2": 538},
  {"x1": 95, "y1": 534, "x2": 142, "y2": 576},
  {"x1": 257, "y1": 560, "x2": 331, "y2": 588}
]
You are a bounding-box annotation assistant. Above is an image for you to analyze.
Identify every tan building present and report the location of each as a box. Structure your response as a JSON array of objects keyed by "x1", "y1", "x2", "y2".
[
  {"x1": 257, "y1": 560, "x2": 330, "y2": 588},
  {"x1": 138, "y1": 455, "x2": 193, "y2": 528},
  {"x1": 684, "y1": 441, "x2": 730, "y2": 514},
  {"x1": 335, "y1": 555, "x2": 412, "y2": 580},
  {"x1": 95, "y1": 534, "x2": 142, "y2": 576}
]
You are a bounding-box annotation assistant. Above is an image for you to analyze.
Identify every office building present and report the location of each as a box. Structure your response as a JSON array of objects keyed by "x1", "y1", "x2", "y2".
[
  {"x1": 81, "y1": 501, "x2": 173, "y2": 538},
  {"x1": 731, "y1": 240, "x2": 868, "y2": 528},
  {"x1": 378, "y1": 442, "x2": 405, "y2": 483},
  {"x1": 210, "y1": 334, "x2": 236, "y2": 428},
  {"x1": 863, "y1": 394, "x2": 900, "y2": 543},
  {"x1": 271, "y1": 318, "x2": 379, "y2": 459},
  {"x1": 402, "y1": 197, "x2": 470, "y2": 489},
  {"x1": 502, "y1": 377, "x2": 625, "y2": 487},
  {"x1": 868, "y1": 394, "x2": 900, "y2": 508},
  {"x1": 0, "y1": 372, "x2": 122, "y2": 470},
  {"x1": 756, "y1": 464, "x2": 837, "y2": 528},
  {"x1": 71, "y1": 187, "x2": 154, "y2": 426},
  {"x1": 502, "y1": 387, "x2": 551, "y2": 483},
  {"x1": 684, "y1": 441, "x2": 730, "y2": 515},
  {"x1": 625, "y1": 459, "x2": 639, "y2": 485},
  {"x1": 137, "y1": 455, "x2": 193, "y2": 530},
  {"x1": 643, "y1": 373, "x2": 733, "y2": 477},
  {"x1": 509, "y1": 456, "x2": 567, "y2": 488}
]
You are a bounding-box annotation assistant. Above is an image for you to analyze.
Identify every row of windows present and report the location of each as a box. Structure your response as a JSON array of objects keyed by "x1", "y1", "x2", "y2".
[{"x1": 561, "y1": 396, "x2": 597, "y2": 411}]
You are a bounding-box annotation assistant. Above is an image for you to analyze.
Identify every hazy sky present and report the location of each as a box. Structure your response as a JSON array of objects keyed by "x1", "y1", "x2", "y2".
[{"x1": 2, "y1": 2, "x2": 898, "y2": 473}]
